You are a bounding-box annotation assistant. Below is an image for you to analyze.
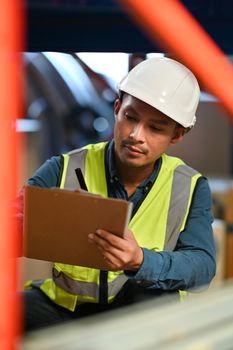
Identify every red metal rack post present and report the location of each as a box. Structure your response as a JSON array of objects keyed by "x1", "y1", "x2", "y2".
[{"x1": 0, "y1": 1, "x2": 24, "y2": 349}]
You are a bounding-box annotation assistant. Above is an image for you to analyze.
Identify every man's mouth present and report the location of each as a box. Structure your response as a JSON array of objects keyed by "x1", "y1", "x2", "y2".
[
  {"x1": 125, "y1": 144, "x2": 144, "y2": 154},
  {"x1": 123, "y1": 141, "x2": 147, "y2": 155}
]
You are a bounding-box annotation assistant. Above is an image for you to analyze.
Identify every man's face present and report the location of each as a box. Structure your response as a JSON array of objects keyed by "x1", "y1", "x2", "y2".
[{"x1": 113, "y1": 94, "x2": 185, "y2": 170}]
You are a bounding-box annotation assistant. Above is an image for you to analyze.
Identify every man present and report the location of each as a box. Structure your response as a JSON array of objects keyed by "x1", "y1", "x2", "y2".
[{"x1": 23, "y1": 57, "x2": 216, "y2": 331}]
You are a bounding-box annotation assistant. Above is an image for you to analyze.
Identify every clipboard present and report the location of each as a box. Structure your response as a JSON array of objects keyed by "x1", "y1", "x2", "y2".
[{"x1": 23, "y1": 186, "x2": 133, "y2": 270}]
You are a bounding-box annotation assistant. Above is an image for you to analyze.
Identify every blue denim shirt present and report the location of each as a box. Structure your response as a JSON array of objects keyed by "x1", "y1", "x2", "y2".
[{"x1": 27, "y1": 141, "x2": 216, "y2": 291}]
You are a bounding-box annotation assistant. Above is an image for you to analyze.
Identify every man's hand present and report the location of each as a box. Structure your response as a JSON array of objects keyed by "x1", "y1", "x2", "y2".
[{"x1": 88, "y1": 229, "x2": 143, "y2": 272}]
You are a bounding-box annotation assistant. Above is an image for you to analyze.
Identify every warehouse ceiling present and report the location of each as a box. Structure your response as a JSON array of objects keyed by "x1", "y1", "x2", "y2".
[{"x1": 26, "y1": 0, "x2": 233, "y2": 54}]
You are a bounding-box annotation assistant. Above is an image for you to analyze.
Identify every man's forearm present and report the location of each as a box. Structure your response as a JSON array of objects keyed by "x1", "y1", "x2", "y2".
[{"x1": 125, "y1": 247, "x2": 216, "y2": 291}]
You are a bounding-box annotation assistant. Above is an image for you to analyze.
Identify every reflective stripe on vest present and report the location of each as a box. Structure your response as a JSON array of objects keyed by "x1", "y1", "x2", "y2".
[
  {"x1": 165, "y1": 164, "x2": 198, "y2": 251},
  {"x1": 52, "y1": 267, "x2": 128, "y2": 299},
  {"x1": 62, "y1": 148, "x2": 88, "y2": 190}
]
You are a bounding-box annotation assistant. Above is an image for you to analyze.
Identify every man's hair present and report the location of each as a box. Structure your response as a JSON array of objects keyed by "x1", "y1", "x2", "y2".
[{"x1": 118, "y1": 90, "x2": 126, "y2": 102}]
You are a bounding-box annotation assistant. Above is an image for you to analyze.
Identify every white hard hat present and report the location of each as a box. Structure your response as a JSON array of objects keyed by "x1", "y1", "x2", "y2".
[{"x1": 118, "y1": 57, "x2": 200, "y2": 128}]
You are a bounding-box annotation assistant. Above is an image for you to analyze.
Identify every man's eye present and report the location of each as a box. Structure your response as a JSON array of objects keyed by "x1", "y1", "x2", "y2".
[
  {"x1": 125, "y1": 114, "x2": 136, "y2": 122},
  {"x1": 150, "y1": 126, "x2": 162, "y2": 132}
]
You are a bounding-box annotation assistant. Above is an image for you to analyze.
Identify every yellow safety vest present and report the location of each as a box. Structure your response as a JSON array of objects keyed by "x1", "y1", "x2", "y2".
[{"x1": 27, "y1": 142, "x2": 201, "y2": 311}]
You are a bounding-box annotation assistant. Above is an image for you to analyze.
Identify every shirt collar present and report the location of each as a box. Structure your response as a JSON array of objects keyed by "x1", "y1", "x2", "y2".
[{"x1": 106, "y1": 139, "x2": 162, "y2": 188}]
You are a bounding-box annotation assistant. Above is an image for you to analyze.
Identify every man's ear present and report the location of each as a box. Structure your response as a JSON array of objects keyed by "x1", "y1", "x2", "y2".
[
  {"x1": 114, "y1": 98, "x2": 121, "y2": 116},
  {"x1": 170, "y1": 126, "x2": 186, "y2": 146}
]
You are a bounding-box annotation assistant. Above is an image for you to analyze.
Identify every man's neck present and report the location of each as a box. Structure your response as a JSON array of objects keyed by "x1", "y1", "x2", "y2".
[{"x1": 116, "y1": 161, "x2": 154, "y2": 188}]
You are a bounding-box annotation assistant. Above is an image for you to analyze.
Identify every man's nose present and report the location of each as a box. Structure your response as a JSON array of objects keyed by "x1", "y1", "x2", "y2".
[{"x1": 129, "y1": 124, "x2": 145, "y2": 142}]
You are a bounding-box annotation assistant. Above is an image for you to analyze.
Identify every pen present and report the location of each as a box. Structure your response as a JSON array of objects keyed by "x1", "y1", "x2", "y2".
[{"x1": 75, "y1": 168, "x2": 88, "y2": 191}]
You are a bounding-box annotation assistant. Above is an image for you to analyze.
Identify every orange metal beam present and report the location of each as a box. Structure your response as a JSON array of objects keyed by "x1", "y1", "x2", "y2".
[
  {"x1": 0, "y1": 1, "x2": 23, "y2": 348},
  {"x1": 119, "y1": 0, "x2": 233, "y2": 120}
]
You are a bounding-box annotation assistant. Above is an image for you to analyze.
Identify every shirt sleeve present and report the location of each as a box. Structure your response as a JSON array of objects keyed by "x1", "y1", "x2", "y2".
[
  {"x1": 27, "y1": 156, "x2": 62, "y2": 188},
  {"x1": 126, "y1": 178, "x2": 216, "y2": 291}
]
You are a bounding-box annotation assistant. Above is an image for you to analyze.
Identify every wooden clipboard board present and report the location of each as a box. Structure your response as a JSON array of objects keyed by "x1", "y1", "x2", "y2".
[{"x1": 23, "y1": 186, "x2": 132, "y2": 270}]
